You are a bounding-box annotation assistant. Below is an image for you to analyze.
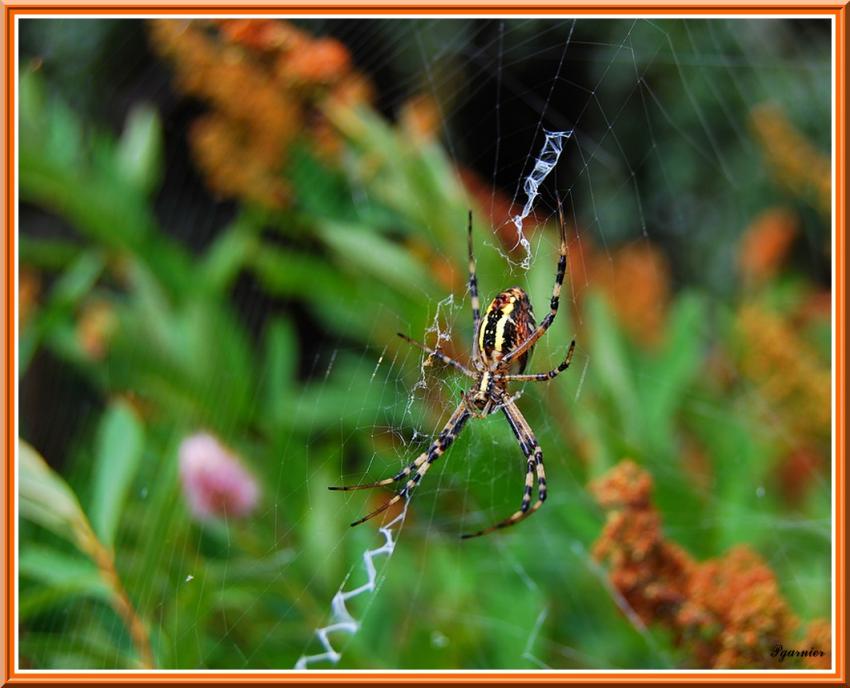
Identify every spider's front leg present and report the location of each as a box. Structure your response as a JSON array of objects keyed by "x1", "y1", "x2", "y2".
[
  {"x1": 329, "y1": 403, "x2": 471, "y2": 526},
  {"x1": 502, "y1": 340, "x2": 576, "y2": 383},
  {"x1": 467, "y1": 210, "x2": 482, "y2": 362},
  {"x1": 500, "y1": 198, "x2": 569, "y2": 369},
  {"x1": 460, "y1": 389, "x2": 493, "y2": 419},
  {"x1": 397, "y1": 333, "x2": 475, "y2": 378}
]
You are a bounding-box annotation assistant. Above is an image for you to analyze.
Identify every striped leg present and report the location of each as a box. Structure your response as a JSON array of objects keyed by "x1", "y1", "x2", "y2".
[
  {"x1": 461, "y1": 399, "x2": 546, "y2": 539},
  {"x1": 502, "y1": 340, "x2": 575, "y2": 382},
  {"x1": 397, "y1": 333, "x2": 474, "y2": 378},
  {"x1": 330, "y1": 404, "x2": 471, "y2": 527},
  {"x1": 500, "y1": 199, "x2": 568, "y2": 369},
  {"x1": 467, "y1": 210, "x2": 482, "y2": 362}
]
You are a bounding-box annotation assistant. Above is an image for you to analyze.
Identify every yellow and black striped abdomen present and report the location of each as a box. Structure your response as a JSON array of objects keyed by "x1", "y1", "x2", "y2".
[{"x1": 477, "y1": 287, "x2": 536, "y2": 373}]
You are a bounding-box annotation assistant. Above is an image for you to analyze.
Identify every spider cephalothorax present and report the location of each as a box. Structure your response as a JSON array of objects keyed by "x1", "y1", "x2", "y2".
[{"x1": 330, "y1": 207, "x2": 575, "y2": 538}]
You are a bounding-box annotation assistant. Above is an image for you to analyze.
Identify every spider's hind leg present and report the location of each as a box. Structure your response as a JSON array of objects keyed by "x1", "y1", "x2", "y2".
[{"x1": 460, "y1": 399, "x2": 547, "y2": 539}]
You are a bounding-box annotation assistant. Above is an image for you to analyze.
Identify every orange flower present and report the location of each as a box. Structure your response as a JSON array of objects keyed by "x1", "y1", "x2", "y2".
[
  {"x1": 552, "y1": 233, "x2": 671, "y2": 348},
  {"x1": 591, "y1": 460, "x2": 827, "y2": 669},
  {"x1": 739, "y1": 208, "x2": 798, "y2": 285},
  {"x1": 793, "y1": 290, "x2": 831, "y2": 330},
  {"x1": 590, "y1": 242, "x2": 670, "y2": 347},
  {"x1": 19, "y1": 266, "x2": 40, "y2": 328},
  {"x1": 777, "y1": 446, "x2": 823, "y2": 506},
  {"x1": 77, "y1": 299, "x2": 118, "y2": 360},
  {"x1": 735, "y1": 302, "x2": 831, "y2": 446},
  {"x1": 591, "y1": 461, "x2": 693, "y2": 634},
  {"x1": 214, "y1": 18, "x2": 292, "y2": 52},
  {"x1": 406, "y1": 236, "x2": 462, "y2": 295},
  {"x1": 148, "y1": 19, "x2": 372, "y2": 209},
  {"x1": 687, "y1": 546, "x2": 798, "y2": 668},
  {"x1": 400, "y1": 94, "x2": 441, "y2": 144},
  {"x1": 750, "y1": 103, "x2": 830, "y2": 218},
  {"x1": 801, "y1": 618, "x2": 831, "y2": 669},
  {"x1": 277, "y1": 38, "x2": 351, "y2": 86}
]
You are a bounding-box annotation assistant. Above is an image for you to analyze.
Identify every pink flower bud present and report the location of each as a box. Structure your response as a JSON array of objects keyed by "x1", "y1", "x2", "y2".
[{"x1": 178, "y1": 433, "x2": 259, "y2": 521}]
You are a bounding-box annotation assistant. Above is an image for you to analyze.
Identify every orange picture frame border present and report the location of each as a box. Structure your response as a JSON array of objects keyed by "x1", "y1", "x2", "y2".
[{"x1": 1, "y1": 2, "x2": 845, "y2": 684}]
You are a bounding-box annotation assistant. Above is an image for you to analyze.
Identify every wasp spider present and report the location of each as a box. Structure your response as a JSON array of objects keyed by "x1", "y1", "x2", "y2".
[{"x1": 330, "y1": 206, "x2": 575, "y2": 538}]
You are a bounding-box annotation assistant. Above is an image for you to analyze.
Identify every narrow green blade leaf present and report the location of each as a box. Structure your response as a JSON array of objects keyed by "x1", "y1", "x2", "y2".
[
  {"x1": 19, "y1": 546, "x2": 110, "y2": 618},
  {"x1": 116, "y1": 105, "x2": 163, "y2": 195},
  {"x1": 262, "y1": 317, "x2": 298, "y2": 420},
  {"x1": 90, "y1": 400, "x2": 145, "y2": 547},
  {"x1": 19, "y1": 440, "x2": 89, "y2": 543}
]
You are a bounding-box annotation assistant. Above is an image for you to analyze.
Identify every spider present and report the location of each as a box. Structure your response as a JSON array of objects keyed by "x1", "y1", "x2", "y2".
[{"x1": 329, "y1": 206, "x2": 575, "y2": 539}]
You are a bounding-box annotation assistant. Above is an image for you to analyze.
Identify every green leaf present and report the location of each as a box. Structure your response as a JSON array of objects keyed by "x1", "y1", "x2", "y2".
[
  {"x1": 20, "y1": 249, "x2": 106, "y2": 374},
  {"x1": 287, "y1": 144, "x2": 354, "y2": 221},
  {"x1": 116, "y1": 105, "x2": 163, "y2": 196},
  {"x1": 586, "y1": 293, "x2": 640, "y2": 443},
  {"x1": 19, "y1": 235, "x2": 81, "y2": 269},
  {"x1": 305, "y1": 461, "x2": 344, "y2": 590},
  {"x1": 640, "y1": 292, "x2": 705, "y2": 457},
  {"x1": 19, "y1": 68, "x2": 46, "y2": 132},
  {"x1": 261, "y1": 317, "x2": 298, "y2": 420},
  {"x1": 318, "y1": 221, "x2": 435, "y2": 297},
  {"x1": 19, "y1": 546, "x2": 110, "y2": 617},
  {"x1": 51, "y1": 250, "x2": 105, "y2": 306},
  {"x1": 90, "y1": 400, "x2": 145, "y2": 546},
  {"x1": 20, "y1": 545, "x2": 102, "y2": 588},
  {"x1": 200, "y1": 214, "x2": 260, "y2": 294},
  {"x1": 19, "y1": 441, "x2": 91, "y2": 547}
]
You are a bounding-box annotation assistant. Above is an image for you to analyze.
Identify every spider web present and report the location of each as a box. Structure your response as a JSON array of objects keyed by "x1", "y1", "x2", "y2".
[{"x1": 16, "y1": 15, "x2": 834, "y2": 672}]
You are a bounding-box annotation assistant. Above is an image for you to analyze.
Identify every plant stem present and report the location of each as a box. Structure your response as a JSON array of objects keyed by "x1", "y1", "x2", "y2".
[{"x1": 76, "y1": 522, "x2": 155, "y2": 669}]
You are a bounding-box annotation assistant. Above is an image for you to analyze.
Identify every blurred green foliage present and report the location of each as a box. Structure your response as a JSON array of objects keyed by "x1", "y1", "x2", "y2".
[{"x1": 17, "y1": 17, "x2": 832, "y2": 671}]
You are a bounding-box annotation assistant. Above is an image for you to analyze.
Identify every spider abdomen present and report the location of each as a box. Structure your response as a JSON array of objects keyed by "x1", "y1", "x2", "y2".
[{"x1": 478, "y1": 287, "x2": 537, "y2": 373}]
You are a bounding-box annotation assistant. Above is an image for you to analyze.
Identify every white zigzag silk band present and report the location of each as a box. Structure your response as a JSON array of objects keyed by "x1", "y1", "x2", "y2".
[
  {"x1": 511, "y1": 130, "x2": 572, "y2": 269},
  {"x1": 294, "y1": 505, "x2": 408, "y2": 669}
]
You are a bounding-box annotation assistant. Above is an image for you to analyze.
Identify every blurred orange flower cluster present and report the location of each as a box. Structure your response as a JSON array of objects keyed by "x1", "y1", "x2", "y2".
[
  {"x1": 77, "y1": 298, "x2": 119, "y2": 360},
  {"x1": 738, "y1": 207, "x2": 799, "y2": 287},
  {"x1": 399, "y1": 94, "x2": 442, "y2": 146},
  {"x1": 734, "y1": 301, "x2": 831, "y2": 504},
  {"x1": 558, "y1": 233, "x2": 671, "y2": 348},
  {"x1": 590, "y1": 460, "x2": 829, "y2": 669},
  {"x1": 587, "y1": 242, "x2": 671, "y2": 347},
  {"x1": 148, "y1": 19, "x2": 372, "y2": 209},
  {"x1": 734, "y1": 203, "x2": 830, "y2": 503},
  {"x1": 735, "y1": 302, "x2": 831, "y2": 446},
  {"x1": 19, "y1": 266, "x2": 40, "y2": 328},
  {"x1": 750, "y1": 103, "x2": 831, "y2": 218}
]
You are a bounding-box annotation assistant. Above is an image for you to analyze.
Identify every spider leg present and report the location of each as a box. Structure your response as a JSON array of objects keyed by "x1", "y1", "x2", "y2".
[
  {"x1": 397, "y1": 333, "x2": 475, "y2": 378},
  {"x1": 328, "y1": 443, "x2": 432, "y2": 492},
  {"x1": 467, "y1": 210, "x2": 482, "y2": 361},
  {"x1": 499, "y1": 198, "x2": 568, "y2": 369},
  {"x1": 461, "y1": 399, "x2": 546, "y2": 539},
  {"x1": 334, "y1": 404, "x2": 471, "y2": 527},
  {"x1": 501, "y1": 340, "x2": 576, "y2": 382}
]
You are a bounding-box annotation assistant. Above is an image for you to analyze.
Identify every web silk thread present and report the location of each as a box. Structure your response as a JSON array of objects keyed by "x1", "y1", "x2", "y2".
[
  {"x1": 512, "y1": 130, "x2": 572, "y2": 269},
  {"x1": 294, "y1": 505, "x2": 408, "y2": 669}
]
